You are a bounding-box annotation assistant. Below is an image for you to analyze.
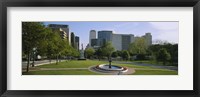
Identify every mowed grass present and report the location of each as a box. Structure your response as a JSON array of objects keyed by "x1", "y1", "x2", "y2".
[
  {"x1": 23, "y1": 60, "x2": 178, "y2": 75},
  {"x1": 38, "y1": 60, "x2": 107, "y2": 68},
  {"x1": 23, "y1": 70, "x2": 99, "y2": 75}
]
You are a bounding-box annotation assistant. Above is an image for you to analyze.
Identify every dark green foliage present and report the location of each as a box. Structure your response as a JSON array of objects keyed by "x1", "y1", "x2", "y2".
[
  {"x1": 22, "y1": 22, "x2": 46, "y2": 72},
  {"x1": 157, "y1": 48, "x2": 171, "y2": 65},
  {"x1": 121, "y1": 50, "x2": 130, "y2": 61},
  {"x1": 101, "y1": 41, "x2": 115, "y2": 59},
  {"x1": 85, "y1": 47, "x2": 95, "y2": 59},
  {"x1": 136, "y1": 54, "x2": 146, "y2": 60},
  {"x1": 22, "y1": 22, "x2": 79, "y2": 72},
  {"x1": 148, "y1": 43, "x2": 178, "y2": 66},
  {"x1": 111, "y1": 51, "x2": 118, "y2": 58},
  {"x1": 95, "y1": 48, "x2": 103, "y2": 61},
  {"x1": 128, "y1": 37, "x2": 147, "y2": 55}
]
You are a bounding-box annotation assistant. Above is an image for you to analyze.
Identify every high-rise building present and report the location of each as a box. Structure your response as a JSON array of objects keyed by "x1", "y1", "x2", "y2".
[
  {"x1": 89, "y1": 30, "x2": 96, "y2": 47},
  {"x1": 112, "y1": 34, "x2": 134, "y2": 50},
  {"x1": 98, "y1": 30, "x2": 113, "y2": 46},
  {"x1": 142, "y1": 33, "x2": 152, "y2": 46},
  {"x1": 89, "y1": 29, "x2": 152, "y2": 51},
  {"x1": 112, "y1": 34, "x2": 122, "y2": 50},
  {"x1": 91, "y1": 39, "x2": 98, "y2": 47},
  {"x1": 71, "y1": 32, "x2": 75, "y2": 48},
  {"x1": 48, "y1": 24, "x2": 71, "y2": 44},
  {"x1": 75, "y1": 36, "x2": 79, "y2": 50},
  {"x1": 121, "y1": 34, "x2": 134, "y2": 50}
]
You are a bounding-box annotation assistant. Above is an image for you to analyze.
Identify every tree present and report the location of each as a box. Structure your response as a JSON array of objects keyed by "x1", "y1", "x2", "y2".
[
  {"x1": 95, "y1": 48, "x2": 103, "y2": 61},
  {"x1": 157, "y1": 48, "x2": 171, "y2": 65},
  {"x1": 43, "y1": 29, "x2": 66, "y2": 64},
  {"x1": 22, "y1": 22, "x2": 46, "y2": 72},
  {"x1": 121, "y1": 50, "x2": 130, "y2": 61},
  {"x1": 111, "y1": 51, "x2": 118, "y2": 58},
  {"x1": 153, "y1": 39, "x2": 169, "y2": 45},
  {"x1": 101, "y1": 41, "x2": 115, "y2": 59},
  {"x1": 128, "y1": 37, "x2": 148, "y2": 55},
  {"x1": 85, "y1": 47, "x2": 95, "y2": 59},
  {"x1": 54, "y1": 36, "x2": 67, "y2": 64},
  {"x1": 148, "y1": 43, "x2": 178, "y2": 66},
  {"x1": 116, "y1": 50, "x2": 122, "y2": 57},
  {"x1": 36, "y1": 28, "x2": 55, "y2": 63},
  {"x1": 70, "y1": 48, "x2": 80, "y2": 58}
]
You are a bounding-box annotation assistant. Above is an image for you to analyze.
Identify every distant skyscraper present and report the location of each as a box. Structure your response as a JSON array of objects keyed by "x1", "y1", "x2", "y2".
[
  {"x1": 89, "y1": 29, "x2": 152, "y2": 51},
  {"x1": 91, "y1": 39, "x2": 98, "y2": 47},
  {"x1": 75, "y1": 36, "x2": 79, "y2": 50},
  {"x1": 142, "y1": 33, "x2": 152, "y2": 46},
  {"x1": 121, "y1": 35, "x2": 134, "y2": 50},
  {"x1": 89, "y1": 30, "x2": 96, "y2": 47},
  {"x1": 71, "y1": 32, "x2": 75, "y2": 48},
  {"x1": 48, "y1": 24, "x2": 70, "y2": 44},
  {"x1": 112, "y1": 34, "x2": 134, "y2": 50},
  {"x1": 98, "y1": 30, "x2": 113, "y2": 46}
]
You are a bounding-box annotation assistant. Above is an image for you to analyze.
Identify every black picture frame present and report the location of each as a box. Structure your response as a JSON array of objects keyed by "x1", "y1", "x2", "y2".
[{"x1": 0, "y1": 0, "x2": 199, "y2": 97}]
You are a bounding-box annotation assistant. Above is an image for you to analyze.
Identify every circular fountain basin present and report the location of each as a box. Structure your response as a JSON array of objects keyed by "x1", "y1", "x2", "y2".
[
  {"x1": 98, "y1": 64, "x2": 125, "y2": 71},
  {"x1": 89, "y1": 64, "x2": 134, "y2": 74}
]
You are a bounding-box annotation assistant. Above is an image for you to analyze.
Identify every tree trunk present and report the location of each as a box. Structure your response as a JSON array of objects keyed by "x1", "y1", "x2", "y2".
[
  {"x1": 32, "y1": 53, "x2": 35, "y2": 67},
  {"x1": 98, "y1": 57, "x2": 100, "y2": 61},
  {"x1": 49, "y1": 57, "x2": 51, "y2": 64},
  {"x1": 26, "y1": 52, "x2": 30, "y2": 72},
  {"x1": 56, "y1": 55, "x2": 58, "y2": 64},
  {"x1": 163, "y1": 60, "x2": 166, "y2": 65},
  {"x1": 59, "y1": 55, "x2": 61, "y2": 62}
]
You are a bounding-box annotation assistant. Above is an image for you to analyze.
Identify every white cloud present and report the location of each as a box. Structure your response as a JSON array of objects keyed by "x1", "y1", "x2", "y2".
[
  {"x1": 154, "y1": 31, "x2": 179, "y2": 43},
  {"x1": 149, "y1": 22, "x2": 179, "y2": 30},
  {"x1": 149, "y1": 22, "x2": 179, "y2": 43}
]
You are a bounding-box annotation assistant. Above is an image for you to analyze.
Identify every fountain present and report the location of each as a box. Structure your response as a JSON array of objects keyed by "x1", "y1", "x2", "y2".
[
  {"x1": 89, "y1": 57, "x2": 132, "y2": 75},
  {"x1": 95, "y1": 58, "x2": 128, "y2": 73}
]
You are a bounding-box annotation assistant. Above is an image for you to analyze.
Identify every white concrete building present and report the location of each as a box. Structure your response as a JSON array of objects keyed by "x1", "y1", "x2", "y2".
[{"x1": 89, "y1": 29, "x2": 152, "y2": 51}]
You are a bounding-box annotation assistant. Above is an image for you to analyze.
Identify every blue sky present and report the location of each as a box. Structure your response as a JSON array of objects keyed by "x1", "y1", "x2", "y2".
[{"x1": 43, "y1": 22, "x2": 178, "y2": 49}]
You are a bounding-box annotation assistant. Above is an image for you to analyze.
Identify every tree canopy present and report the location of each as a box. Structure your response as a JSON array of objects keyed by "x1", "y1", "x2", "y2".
[
  {"x1": 101, "y1": 41, "x2": 115, "y2": 59},
  {"x1": 128, "y1": 37, "x2": 148, "y2": 55},
  {"x1": 22, "y1": 22, "x2": 79, "y2": 72},
  {"x1": 157, "y1": 48, "x2": 171, "y2": 65},
  {"x1": 85, "y1": 47, "x2": 95, "y2": 59}
]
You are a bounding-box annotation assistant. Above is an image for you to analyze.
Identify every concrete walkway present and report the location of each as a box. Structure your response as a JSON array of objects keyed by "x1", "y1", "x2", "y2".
[
  {"x1": 88, "y1": 66, "x2": 135, "y2": 75},
  {"x1": 22, "y1": 60, "x2": 66, "y2": 68},
  {"x1": 22, "y1": 67, "x2": 88, "y2": 72},
  {"x1": 113, "y1": 61, "x2": 178, "y2": 71},
  {"x1": 40, "y1": 68, "x2": 88, "y2": 70}
]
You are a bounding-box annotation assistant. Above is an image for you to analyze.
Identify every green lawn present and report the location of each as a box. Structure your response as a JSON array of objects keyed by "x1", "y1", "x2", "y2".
[
  {"x1": 23, "y1": 70, "x2": 99, "y2": 75},
  {"x1": 38, "y1": 60, "x2": 107, "y2": 68},
  {"x1": 23, "y1": 60, "x2": 178, "y2": 75}
]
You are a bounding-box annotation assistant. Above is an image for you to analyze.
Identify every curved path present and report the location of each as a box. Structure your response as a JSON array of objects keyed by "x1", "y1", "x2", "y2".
[
  {"x1": 113, "y1": 61, "x2": 178, "y2": 71},
  {"x1": 89, "y1": 66, "x2": 135, "y2": 75}
]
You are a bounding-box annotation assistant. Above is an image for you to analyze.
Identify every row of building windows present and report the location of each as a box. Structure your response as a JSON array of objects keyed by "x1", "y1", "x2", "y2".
[{"x1": 89, "y1": 30, "x2": 152, "y2": 51}]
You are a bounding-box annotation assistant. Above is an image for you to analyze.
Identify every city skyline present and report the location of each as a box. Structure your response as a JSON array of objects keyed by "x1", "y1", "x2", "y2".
[{"x1": 43, "y1": 21, "x2": 178, "y2": 49}]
